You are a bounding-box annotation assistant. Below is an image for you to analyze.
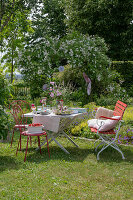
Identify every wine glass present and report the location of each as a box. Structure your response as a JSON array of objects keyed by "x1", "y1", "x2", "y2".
[{"x1": 31, "y1": 104, "x2": 36, "y2": 114}]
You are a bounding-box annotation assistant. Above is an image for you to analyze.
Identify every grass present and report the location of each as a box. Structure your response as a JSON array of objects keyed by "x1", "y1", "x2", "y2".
[{"x1": 0, "y1": 133, "x2": 133, "y2": 200}]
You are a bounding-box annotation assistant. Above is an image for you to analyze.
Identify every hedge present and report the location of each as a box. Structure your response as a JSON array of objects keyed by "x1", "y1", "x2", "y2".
[{"x1": 112, "y1": 61, "x2": 133, "y2": 96}]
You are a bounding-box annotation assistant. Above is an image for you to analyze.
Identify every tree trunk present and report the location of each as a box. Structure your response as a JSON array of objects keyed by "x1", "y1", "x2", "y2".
[{"x1": 11, "y1": 45, "x2": 14, "y2": 83}]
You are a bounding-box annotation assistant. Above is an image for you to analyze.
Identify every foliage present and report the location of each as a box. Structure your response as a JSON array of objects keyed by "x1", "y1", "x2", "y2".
[
  {"x1": 63, "y1": 0, "x2": 133, "y2": 60},
  {"x1": 0, "y1": 72, "x2": 12, "y2": 106},
  {"x1": 116, "y1": 126, "x2": 133, "y2": 145},
  {"x1": 113, "y1": 106, "x2": 133, "y2": 145},
  {"x1": 0, "y1": 105, "x2": 13, "y2": 140},
  {"x1": 54, "y1": 62, "x2": 122, "y2": 105},
  {"x1": 0, "y1": 0, "x2": 36, "y2": 83},
  {"x1": 123, "y1": 106, "x2": 133, "y2": 126},
  {"x1": 112, "y1": 61, "x2": 133, "y2": 97},
  {"x1": 29, "y1": 74, "x2": 48, "y2": 99},
  {"x1": 95, "y1": 90, "x2": 129, "y2": 107},
  {"x1": 31, "y1": 0, "x2": 67, "y2": 38},
  {"x1": 71, "y1": 120, "x2": 98, "y2": 139},
  {"x1": 0, "y1": 0, "x2": 37, "y2": 34},
  {"x1": 1, "y1": 11, "x2": 34, "y2": 83},
  {"x1": 18, "y1": 31, "x2": 113, "y2": 104},
  {"x1": 11, "y1": 81, "x2": 31, "y2": 100}
]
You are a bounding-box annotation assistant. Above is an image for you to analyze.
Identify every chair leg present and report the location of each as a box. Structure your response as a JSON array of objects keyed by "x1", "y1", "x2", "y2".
[
  {"x1": 30, "y1": 136, "x2": 32, "y2": 147},
  {"x1": 24, "y1": 136, "x2": 29, "y2": 162},
  {"x1": 97, "y1": 140, "x2": 125, "y2": 160},
  {"x1": 16, "y1": 134, "x2": 21, "y2": 156},
  {"x1": 45, "y1": 134, "x2": 50, "y2": 158},
  {"x1": 110, "y1": 143, "x2": 125, "y2": 159},
  {"x1": 11, "y1": 128, "x2": 15, "y2": 147},
  {"x1": 94, "y1": 139, "x2": 99, "y2": 149},
  {"x1": 38, "y1": 136, "x2": 42, "y2": 155},
  {"x1": 95, "y1": 141, "x2": 104, "y2": 152},
  {"x1": 20, "y1": 134, "x2": 22, "y2": 151}
]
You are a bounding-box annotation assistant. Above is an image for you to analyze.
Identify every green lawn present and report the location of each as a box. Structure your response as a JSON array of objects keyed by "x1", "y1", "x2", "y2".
[{"x1": 0, "y1": 133, "x2": 133, "y2": 200}]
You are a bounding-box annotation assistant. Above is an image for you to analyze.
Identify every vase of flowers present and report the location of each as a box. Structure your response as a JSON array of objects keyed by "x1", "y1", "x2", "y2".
[
  {"x1": 48, "y1": 82, "x2": 62, "y2": 108},
  {"x1": 40, "y1": 97, "x2": 47, "y2": 110}
]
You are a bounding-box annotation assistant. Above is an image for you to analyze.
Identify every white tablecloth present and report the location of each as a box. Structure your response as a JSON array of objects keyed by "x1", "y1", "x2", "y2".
[
  {"x1": 33, "y1": 114, "x2": 61, "y2": 133},
  {"x1": 24, "y1": 112, "x2": 87, "y2": 154},
  {"x1": 33, "y1": 113, "x2": 85, "y2": 133},
  {"x1": 24, "y1": 112, "x2": 86, "y2": 133}
]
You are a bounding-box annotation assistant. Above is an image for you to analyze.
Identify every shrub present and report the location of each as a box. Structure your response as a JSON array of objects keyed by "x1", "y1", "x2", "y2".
[
  {"x1": 0, "y1": 72, "x2": 12, "y2": 107},
  {"x1": 123, "y1": 106, "x2": 133, "y2": 125},
  {"x1": 0, "y1": 105, "x2": 13, "y2": 140},
  {"x1": 112, "y1": 61, "x2": 133, "y2": 96},
  {"x1": 18, "y1": 32, "x2": 115, "y2": 105}
]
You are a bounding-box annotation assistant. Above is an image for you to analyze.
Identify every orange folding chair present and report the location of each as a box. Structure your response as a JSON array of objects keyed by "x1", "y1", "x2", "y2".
[{"x1": 88, "y1": 100, "x2": 127, "y2": 160}]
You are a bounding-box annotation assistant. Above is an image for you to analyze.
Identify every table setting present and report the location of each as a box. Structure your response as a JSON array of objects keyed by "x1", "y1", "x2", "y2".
[{"x1": 23, "y1": 82, "x2": 88, "y2": 154}]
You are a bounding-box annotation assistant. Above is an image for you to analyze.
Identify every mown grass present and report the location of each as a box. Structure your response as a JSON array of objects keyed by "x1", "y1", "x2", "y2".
[{"x1": 0, "y1": 133, "x2": 133, "y2": 200}]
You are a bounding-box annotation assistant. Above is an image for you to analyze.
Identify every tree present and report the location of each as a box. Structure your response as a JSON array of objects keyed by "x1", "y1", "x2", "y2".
[
  {"x1": 63, "y1": 0, "x2": 133, "y2": 60},
  {"x1": 1, "y1": 10, "x2": 33, "y2": 83},
  {"x1": 0, "y1": 0, "x2": 38, "y2": 33},
  {"x1": 0, "y1": 0, "x2": 35, "y2": 83},
  {"x1": 31, "y1": 0, "x2": 67, "y2": 39}
]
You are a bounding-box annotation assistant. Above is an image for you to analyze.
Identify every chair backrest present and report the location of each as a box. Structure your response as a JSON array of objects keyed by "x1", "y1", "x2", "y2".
[
  {"x1": 9, "y1": 100, "x2": 31, "y2": 125},
  {"x1": 10, "y1": 103, "x2": 27, "y2": 127},
  {"x1": 113, "y1": 100, "x2": 127, "y2": 119},
  {"x1": 9, "y1": 100, "x2": 31, "y2": 113},
  {"x1": 10, "y1": 104, "x2": 24, "y2": 126}
]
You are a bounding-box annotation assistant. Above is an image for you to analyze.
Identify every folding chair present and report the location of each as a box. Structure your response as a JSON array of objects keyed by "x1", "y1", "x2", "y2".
[{"x1": 88, "y1": 100, "x2": 127, "y2": 160}]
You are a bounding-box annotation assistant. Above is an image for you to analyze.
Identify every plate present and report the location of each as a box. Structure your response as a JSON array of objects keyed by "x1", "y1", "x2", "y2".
[
  {"x1": 68, "y1": 108, "x2": 87, "y2": 113},
  {"x1": 57, "y1": 113, "x2": 71, "y2": 116},
  {"x1": 40, "y1": 111, "x2": 50, "y2": 115}
]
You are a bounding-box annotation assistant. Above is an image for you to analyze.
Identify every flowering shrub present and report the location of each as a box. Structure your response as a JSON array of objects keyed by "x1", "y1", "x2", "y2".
[
  {"x1": 112, "y1": 126, "x2": 133, "y2": 145},
  {"x1": 17, "y1": 31, "x2": 114, "y2": 103}
]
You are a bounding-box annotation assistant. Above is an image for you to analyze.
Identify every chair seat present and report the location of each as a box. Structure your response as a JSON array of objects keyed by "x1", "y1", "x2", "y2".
[
  {"x1": 21, "y1": 131, "x2": 47, "y2": 136},
  {"x1": 90, "y1": 127, "x2": 116, "y2": 134},
  {"x1": 14, "y1": 124, "x2": 28, "y2": 128}
]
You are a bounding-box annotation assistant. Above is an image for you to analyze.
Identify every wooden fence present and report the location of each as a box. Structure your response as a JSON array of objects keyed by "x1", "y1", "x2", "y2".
[{"x1": 13, "y1": 86, "x2": 30, "y2": 97}]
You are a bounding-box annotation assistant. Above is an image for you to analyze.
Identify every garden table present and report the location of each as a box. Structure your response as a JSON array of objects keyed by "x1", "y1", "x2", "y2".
[{"x1": 24, "y1": 111, "x2": 87, "y2": 154}]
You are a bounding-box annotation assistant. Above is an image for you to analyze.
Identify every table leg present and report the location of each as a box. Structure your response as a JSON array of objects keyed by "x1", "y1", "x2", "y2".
[
  {"x1": 36, "y1": 133, "x2": 70, "y2": 154},
  {"x1": 52, "y1": 138, "x2": 70, "y2": 154},
  {"x1": 62, "y1": 131, "x2": 79, "y2": 147},
  {"x1": 36, "y1": 133, "x2": 59, "y2": 149}
]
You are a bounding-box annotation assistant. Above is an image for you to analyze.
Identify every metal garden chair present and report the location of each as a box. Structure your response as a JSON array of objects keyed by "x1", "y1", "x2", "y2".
[
  {"x1": 88, "y1": 100, "x2": 127, "y2": 160},
  {"x1": 12, "y1": 104, "x2": 50, "y2": 162},
  {"x1": 9, "y1": 100, "x2": 32, "y2": 147}
]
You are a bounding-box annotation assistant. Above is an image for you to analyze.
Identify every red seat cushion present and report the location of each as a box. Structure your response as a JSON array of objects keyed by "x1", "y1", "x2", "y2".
[{"x1": 90, "y1": 127, "x2": 116, "y2": 134}]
